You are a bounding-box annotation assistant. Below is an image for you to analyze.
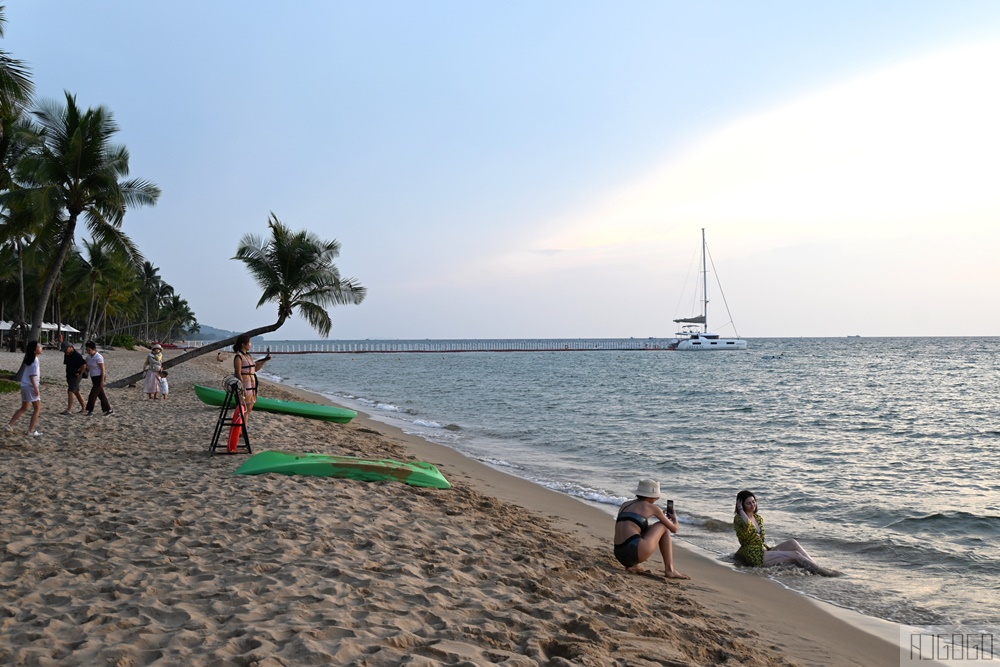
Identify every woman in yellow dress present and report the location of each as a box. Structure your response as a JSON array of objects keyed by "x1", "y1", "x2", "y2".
[{"x1": 733, "y1": 490, "x2": 841, "y2": 576}]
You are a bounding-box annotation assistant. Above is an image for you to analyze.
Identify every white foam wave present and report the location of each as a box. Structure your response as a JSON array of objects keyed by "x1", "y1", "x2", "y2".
[{"x1": 478, "y1": 456, "x2": 524, "y2": 470}]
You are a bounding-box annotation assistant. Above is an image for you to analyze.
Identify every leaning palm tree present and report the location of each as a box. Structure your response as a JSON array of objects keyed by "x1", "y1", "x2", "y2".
[
  {"x1": 107, "y1": 213, "x2": 366, "y2": 388},
  {"x1": 11, "y1": 91, "x2": 159, "y2": 342}
]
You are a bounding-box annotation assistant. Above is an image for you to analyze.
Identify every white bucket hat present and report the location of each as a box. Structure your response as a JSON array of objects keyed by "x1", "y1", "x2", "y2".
[{"x1": 634, "y1": 479, "x2": 661, "y2": 499}]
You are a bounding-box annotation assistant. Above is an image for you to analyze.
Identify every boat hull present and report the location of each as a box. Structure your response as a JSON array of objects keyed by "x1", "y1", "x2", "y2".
[
  {"x1": 234, "y1": 450, "x2": 451, "y2": 489},
  {"x1": 669, "y1": 337, "x2": 747, "y2": 351},
  {"x1": 194, "y1": 385, "x2": 357, "y2": 423}
]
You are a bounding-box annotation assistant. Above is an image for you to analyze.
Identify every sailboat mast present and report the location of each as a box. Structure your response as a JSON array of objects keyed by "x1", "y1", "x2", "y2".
[{"x1": 701, "y1": 228, "x2": 708, "y2": 333}]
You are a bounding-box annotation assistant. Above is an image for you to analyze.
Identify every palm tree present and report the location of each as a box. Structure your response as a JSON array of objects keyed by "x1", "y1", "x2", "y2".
[
  {"x1": 107, "y1": 213, "x2": 366, "y2": 388},
  {"x1": 156, "y1": 293, "x2": 197, "y2": 342},
  {"x1": 0, "y1": 6, "x2": 33, "y2": 110},
  {"x1": 11, "y1": 91, "x2": 159, "y2": 342},
  {"x1": 139, "y1": 260, "x2": 162, "y2": 340},
  {"x1": 64, "y1": 238, "x2": 134, "y2": 341},
  {"x1": 0, "y1": 200, "x2": 35, "y2": 337}
]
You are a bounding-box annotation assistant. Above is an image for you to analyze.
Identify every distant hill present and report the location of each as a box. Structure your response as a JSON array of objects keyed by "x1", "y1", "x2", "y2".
[{"x1": 184, "y1": 325, "x2": 249, "y2": 341}]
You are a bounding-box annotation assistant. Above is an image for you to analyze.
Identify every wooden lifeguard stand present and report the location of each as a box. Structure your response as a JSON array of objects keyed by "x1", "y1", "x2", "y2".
[{"x1": 209, "y1": 376, "x2": 252, "y2": 455}]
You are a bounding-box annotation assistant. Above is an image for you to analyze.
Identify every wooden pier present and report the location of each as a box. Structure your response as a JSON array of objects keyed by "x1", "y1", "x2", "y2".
[{"x1": 257, "y1": 339, "x2": 675, "y2": 355}]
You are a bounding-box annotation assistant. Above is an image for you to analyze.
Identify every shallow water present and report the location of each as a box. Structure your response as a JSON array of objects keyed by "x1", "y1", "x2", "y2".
[{"x1": 259, "y1": 337, "x2": 1000, "y2": 627}]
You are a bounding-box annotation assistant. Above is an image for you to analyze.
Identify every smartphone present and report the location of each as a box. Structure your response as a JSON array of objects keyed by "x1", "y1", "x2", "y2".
[{"x1": 666, "y1": 499, "x2": 674, "y2": 516}]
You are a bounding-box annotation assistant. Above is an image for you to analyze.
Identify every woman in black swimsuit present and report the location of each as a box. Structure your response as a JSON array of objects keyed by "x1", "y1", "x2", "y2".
[
  {"x1": 613, "y1": 479, "x2": 688, "y2": 580},
  {"x1": 232, "y1": 334, "x2": 271, "y2": 419}
]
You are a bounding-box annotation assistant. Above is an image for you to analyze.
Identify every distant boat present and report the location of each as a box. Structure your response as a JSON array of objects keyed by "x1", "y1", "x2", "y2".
[{"x1": 667, "y1": 229, "x2": 747, "y2": 351}]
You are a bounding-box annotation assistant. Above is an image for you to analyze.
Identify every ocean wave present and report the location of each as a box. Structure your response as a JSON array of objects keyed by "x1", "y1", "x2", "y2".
[
  {"x1": 540, "y1": 481, "x2": 621, "y2": 506},
  {"x1": 700, "y1": 518, "x2": 733, "y2": 533},
  {"x1": 413, "y1": 419, "x2": 444, "y2": 429},
  {"x1": 353, "y1": 397, "x2": 415, "y2": 415},
  {"x1": 478, "y1": 456, "x2": 524, "y2": 470},
  {"x1": 886, "y1": 511, "x2": 1000, "y2": 538}
]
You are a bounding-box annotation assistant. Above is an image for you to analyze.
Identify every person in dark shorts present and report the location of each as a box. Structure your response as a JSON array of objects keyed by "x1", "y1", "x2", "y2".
[
  {"x1": 613, "y1": 479, "x2": 688, "y2": 580},
  {"x1": 62, "y1": 344, "x2": 87, "y2": 414}
]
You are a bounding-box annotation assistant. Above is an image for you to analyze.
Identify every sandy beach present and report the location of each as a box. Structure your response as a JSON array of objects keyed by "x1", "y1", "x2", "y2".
[{"x1": 0, "y1": 348, "x2": 899, "y2": 666}]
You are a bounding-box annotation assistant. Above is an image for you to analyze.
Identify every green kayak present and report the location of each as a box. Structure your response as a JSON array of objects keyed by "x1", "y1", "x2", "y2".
[
  {"x1": 234, "y1": 450, "x2": 451, "y2": 489},
  {"x1": 194, "y1": 385, "x2": 357, "y2": 423}
]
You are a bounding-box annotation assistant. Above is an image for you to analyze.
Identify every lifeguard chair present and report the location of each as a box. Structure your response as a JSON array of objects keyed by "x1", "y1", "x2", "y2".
[{"x1": 209, "y1": 376, "x2": 252, "y2": 455}]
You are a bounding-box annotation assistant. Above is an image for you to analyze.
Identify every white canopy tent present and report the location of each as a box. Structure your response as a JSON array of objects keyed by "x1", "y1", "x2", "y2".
[
  {"x1": 1, "y1": 321, "x2": 80, "y2": 332},
  {"x1": 41, "y1": 322, "x2": 81, "y2": 333}
]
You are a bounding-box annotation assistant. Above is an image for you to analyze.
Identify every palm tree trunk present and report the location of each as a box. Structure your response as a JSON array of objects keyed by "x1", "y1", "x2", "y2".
[
  {"x1": 29, "y1": 214, "x2": 77, "y2": 341},
  {"x1": 16, "y1": 237, "x2": 25, "y2": 327},
  {"x1": 106, "y1": 318, "x2": 286, "y2": 389},
  {"x1": 84, "y1": 281, "x2": 97, "y2": 344}
]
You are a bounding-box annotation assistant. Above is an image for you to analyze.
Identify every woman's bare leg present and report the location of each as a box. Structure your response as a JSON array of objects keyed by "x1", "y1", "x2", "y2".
[
  {"x1": 636, "y1": 524, "x2": 688, "y2": 579},
  {"x1": 28, "y1": 402, "x2": 41, "y2": 432},
  {"x1": 764, "y1": 549, "x2": 841, "y2": 577},
  {"x1": 9, "y1": 402, "x2": 28, "y2": 426},
  {"x1": 771, "y1": 539, "x2": 813, "y2": 560},
  {"x1": 657, "y1": 531, "x2": 689, "y2": 579}
]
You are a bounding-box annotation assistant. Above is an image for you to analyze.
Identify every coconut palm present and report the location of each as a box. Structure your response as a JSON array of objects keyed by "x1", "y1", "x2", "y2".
[
  {"x1": 138, "y1": 260, "x2": 163, "y2": 340},
  {"x1": 159, "y1": 294, "x2": 198, "y2": 342},
  {"x1": 0, "y1": 6, "x2": 33, "y2": 110},
  {"x1": 0, "y1": 200, "x2": 35, "y2": 334},
  {"x1": 108, "y1": 213, "x2": 366, "y2": 388},
  {"x1": 63, "y1": 238, "x2": 133, "y2": 341},
  {"x1": 0, "y1": 99, "x2": 39, "y2": 345},
  {"x1": 10, "y1": 92, "x2": 159, "y2": 342}
]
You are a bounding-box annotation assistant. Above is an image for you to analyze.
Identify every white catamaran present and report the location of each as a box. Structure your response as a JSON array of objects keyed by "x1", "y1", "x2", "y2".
[{"x1": 667, "y1": 229, "x2": 747, "y2": 351}]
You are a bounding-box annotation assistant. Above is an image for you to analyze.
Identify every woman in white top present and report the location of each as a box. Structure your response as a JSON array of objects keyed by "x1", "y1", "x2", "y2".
[
  {"x1": 5, "y1": 340, "x2": 43, "y2": 436},
  {"x1": 84, "y1": 341, "x2": 113, "y2": 415}
]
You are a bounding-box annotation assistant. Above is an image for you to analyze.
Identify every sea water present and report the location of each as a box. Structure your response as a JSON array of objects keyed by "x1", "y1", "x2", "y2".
[{"x1": 256, "y1": 337, "x2": 1000, "y2": 628}]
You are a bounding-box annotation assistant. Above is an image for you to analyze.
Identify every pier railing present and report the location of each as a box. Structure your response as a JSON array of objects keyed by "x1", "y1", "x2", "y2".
[{"x1": 251, "y1": 339, "x2": 676, "y2": 354}]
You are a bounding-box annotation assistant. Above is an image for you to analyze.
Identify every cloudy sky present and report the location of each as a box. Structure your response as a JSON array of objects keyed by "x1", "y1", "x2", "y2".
[{"x1": 7, "y1": 2, "x2": 1000, "y2": 339}]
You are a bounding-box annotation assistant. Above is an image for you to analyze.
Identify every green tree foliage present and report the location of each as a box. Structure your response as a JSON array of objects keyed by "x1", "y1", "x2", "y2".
[
  {"x1": 107, "y1": 214, "x2": 366, "y2": 388},
  {"x1": 13, "y1": 92, "x2": 160, "y2": 341}
]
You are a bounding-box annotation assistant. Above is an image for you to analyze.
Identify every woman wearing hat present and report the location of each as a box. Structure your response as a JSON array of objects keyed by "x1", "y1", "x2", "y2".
[
  {"x1": 613, "y1": 479, "x2": 688, "y2": 579},
  {"x1": 143, "y1": 344, "x2": 164, "y2": 399}
]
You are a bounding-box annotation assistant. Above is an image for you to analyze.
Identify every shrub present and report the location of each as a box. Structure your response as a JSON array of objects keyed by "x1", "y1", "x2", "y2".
[{"x1": 107, "y1": 334, "x2": 137, "y2": 350}]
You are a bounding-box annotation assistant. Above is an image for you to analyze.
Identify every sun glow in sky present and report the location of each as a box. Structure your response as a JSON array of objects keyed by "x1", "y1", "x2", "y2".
[{"x1": 7, "y1": 2, "x2": 1000, "y2": 338}]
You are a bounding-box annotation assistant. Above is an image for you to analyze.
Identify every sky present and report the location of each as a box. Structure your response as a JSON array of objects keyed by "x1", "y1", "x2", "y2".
[{"x1": 6, "y1": 1, "x2": 1000, "y2": 339}]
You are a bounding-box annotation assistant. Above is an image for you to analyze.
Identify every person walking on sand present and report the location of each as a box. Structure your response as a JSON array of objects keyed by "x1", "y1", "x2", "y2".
[
  {"x1": 84, "y1": 341, "x2": 113, "y2": 416},
  {"x1": 232, "y1": 334, "x2": 271, "y2": 420},
  {"x1": 613, "y1": 479, "x2": 688, "y2": 580},
  {"x1": 5, "y1": 340, "x2": 43, "y2": 436},
  {"x1": 143, "y1": 343, "x2": 164, "y2": 399},
  {"x1": 62, "y1": 343, "x2": 87, "y2": 414},
  {"x1": 733, "y1": 490, "x2": 841, "y2": 576}
]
